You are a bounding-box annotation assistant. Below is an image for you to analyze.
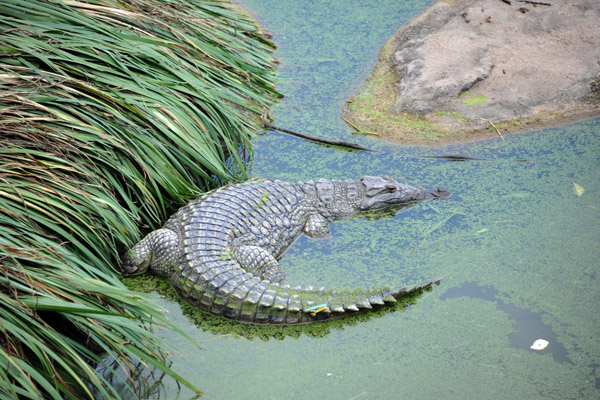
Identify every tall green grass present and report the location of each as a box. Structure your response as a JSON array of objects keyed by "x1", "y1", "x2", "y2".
[{"x1": 0, "y1": 0, "x2": 278, "y2": 398}]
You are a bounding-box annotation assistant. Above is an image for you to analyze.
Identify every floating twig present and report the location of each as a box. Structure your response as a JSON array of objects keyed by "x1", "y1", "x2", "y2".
[
  {"x1": 418, "y1": 155, "x2": 494, "y2": 162},
  {"x1": 260, "y1": 114, "x2": 535, "y2": 162},
  {"x1": 262, "y1": 122, "x2": 376, "y2": 152},
  {"x1": 342, "y1": 117, "x2": 380, "y2": 136},
  {"x1": 471, "y1": 117, "x2": 504, "y2": 141},
  {"x1": 419, "y1": 154, "x2": 533, "y2": 164},
  {"x1": 518, "y1": 0, "x2": 551, "y2": 5}
]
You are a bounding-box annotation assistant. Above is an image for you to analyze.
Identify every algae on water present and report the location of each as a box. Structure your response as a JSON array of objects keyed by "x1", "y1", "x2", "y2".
[{"x1": 127, "y1": 0, "x2": 600, "y2": 398}]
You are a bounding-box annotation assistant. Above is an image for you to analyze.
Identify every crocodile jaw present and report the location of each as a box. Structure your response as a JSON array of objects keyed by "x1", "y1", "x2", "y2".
[{"x1": 358, "y1": 176, "x2": 450, "y2": 211}]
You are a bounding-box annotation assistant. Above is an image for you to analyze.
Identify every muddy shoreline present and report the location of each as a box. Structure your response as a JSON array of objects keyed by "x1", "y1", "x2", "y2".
[{"x1": 344, "y1": 0, "x2": 600, "y2": 145}]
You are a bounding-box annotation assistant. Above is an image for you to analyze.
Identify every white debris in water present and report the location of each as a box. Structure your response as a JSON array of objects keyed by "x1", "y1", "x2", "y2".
[{"x1": 530, "y1": 339, "x2": 549, "y2": 351}]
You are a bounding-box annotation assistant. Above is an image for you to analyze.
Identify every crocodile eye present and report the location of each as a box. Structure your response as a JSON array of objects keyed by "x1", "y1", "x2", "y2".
[{"x1": 386, "y1": 187, "x2": 397, "y2": 193}]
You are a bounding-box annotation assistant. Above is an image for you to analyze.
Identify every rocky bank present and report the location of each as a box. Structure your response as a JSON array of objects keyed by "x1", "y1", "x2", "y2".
[{"x1": 345, "y1": 0, "x2": 600, "y2": 144}]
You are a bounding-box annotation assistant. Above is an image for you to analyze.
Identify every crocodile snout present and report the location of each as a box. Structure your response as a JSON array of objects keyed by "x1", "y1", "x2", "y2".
[{"x1": 427, "y1": 187, "x2": 451, "y2": 199}]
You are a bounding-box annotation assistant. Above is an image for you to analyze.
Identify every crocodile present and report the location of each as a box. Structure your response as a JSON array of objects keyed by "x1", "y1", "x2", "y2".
[{"x1": 120, "y1": 176, "x2": 450, "y2": 324}]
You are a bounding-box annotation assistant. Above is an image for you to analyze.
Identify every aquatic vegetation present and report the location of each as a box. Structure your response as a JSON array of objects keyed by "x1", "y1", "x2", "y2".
[
  {"x1": 0, "y1": 0, "x2": 277, "y2": 398},
  {"x1": 461, "y1": 93, "x2": 489, "y2": 106}
]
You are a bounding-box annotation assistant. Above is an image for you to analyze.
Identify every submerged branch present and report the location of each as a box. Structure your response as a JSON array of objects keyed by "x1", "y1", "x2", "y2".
[
  {"x1": 518, "y1": 1, "x2": 551, "y2": 6},
  {"x1": 262, "y1": 122, "x2": 532, "y2": 163},
  {"x1": 262, "y1": 122, "x2": 376, "y2": 152}
]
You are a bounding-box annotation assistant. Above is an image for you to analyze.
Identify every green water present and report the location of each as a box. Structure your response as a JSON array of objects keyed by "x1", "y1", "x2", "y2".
[{"x1": 137, "y1": 1, "x2": 600, "y2": 398}]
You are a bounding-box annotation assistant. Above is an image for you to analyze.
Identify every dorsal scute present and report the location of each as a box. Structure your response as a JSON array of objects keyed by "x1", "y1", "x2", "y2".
[
  {"x1": 315, "y1": 179, "x2": 335, "y2": 205},
  {"x1": 300, "y1": 180, "x2": 317, "y2": 197},
  {"x1": 345, "y1": 180, "x2": 360, "y2": 201}
]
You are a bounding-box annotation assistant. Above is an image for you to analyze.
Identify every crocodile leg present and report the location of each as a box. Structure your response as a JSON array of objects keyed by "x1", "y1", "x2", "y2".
[
  {"x1": 230, "y1": 245, "x2": 286, "y2": 284},
  {"x1": 121, "y1": 229, "x2": 180, "y2": 276},
  {"x1": 303, "y1": 214, "x2": 330, "y2": 238}
]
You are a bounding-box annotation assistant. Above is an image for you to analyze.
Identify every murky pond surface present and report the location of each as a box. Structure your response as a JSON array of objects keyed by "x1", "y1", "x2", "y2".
[{"x1": 138, "y1": 1, "x2": 600, "y2": 398}]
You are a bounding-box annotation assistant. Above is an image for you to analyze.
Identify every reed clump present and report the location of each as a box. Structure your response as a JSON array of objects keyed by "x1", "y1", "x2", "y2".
[{"x1": 0, "y1": 0, "x2": 278, "y2": 398}]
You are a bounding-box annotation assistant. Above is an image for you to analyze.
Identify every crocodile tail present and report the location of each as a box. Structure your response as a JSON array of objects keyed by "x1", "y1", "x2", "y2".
[
  {"x1": 172, "y1": 261, "x2": 439, "y2": 324},
  {"x1": 284, "y1": 280, "x2": 438, "y2": 324},
  {"x1": 223, "y1": 277, "x2": 439, "y2": 324}
]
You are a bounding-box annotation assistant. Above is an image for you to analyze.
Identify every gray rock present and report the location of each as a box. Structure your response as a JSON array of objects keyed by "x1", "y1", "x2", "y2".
[{"x1": 388, "y1": 0, "x2": 600, "y2": 129}]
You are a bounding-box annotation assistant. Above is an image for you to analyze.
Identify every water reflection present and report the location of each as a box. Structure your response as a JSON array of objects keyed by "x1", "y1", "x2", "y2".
[
  {"x1": 441, "y1": 281, "x2": 571, "y2": 364},
  {"x1": 125, "y1": 274, "x2": 437, "y2": 341}
]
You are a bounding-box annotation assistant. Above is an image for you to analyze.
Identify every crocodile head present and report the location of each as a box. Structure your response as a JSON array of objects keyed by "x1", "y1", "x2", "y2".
[{"x1": 357, "y1": 176, "x2": 450, "y2": 211}]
